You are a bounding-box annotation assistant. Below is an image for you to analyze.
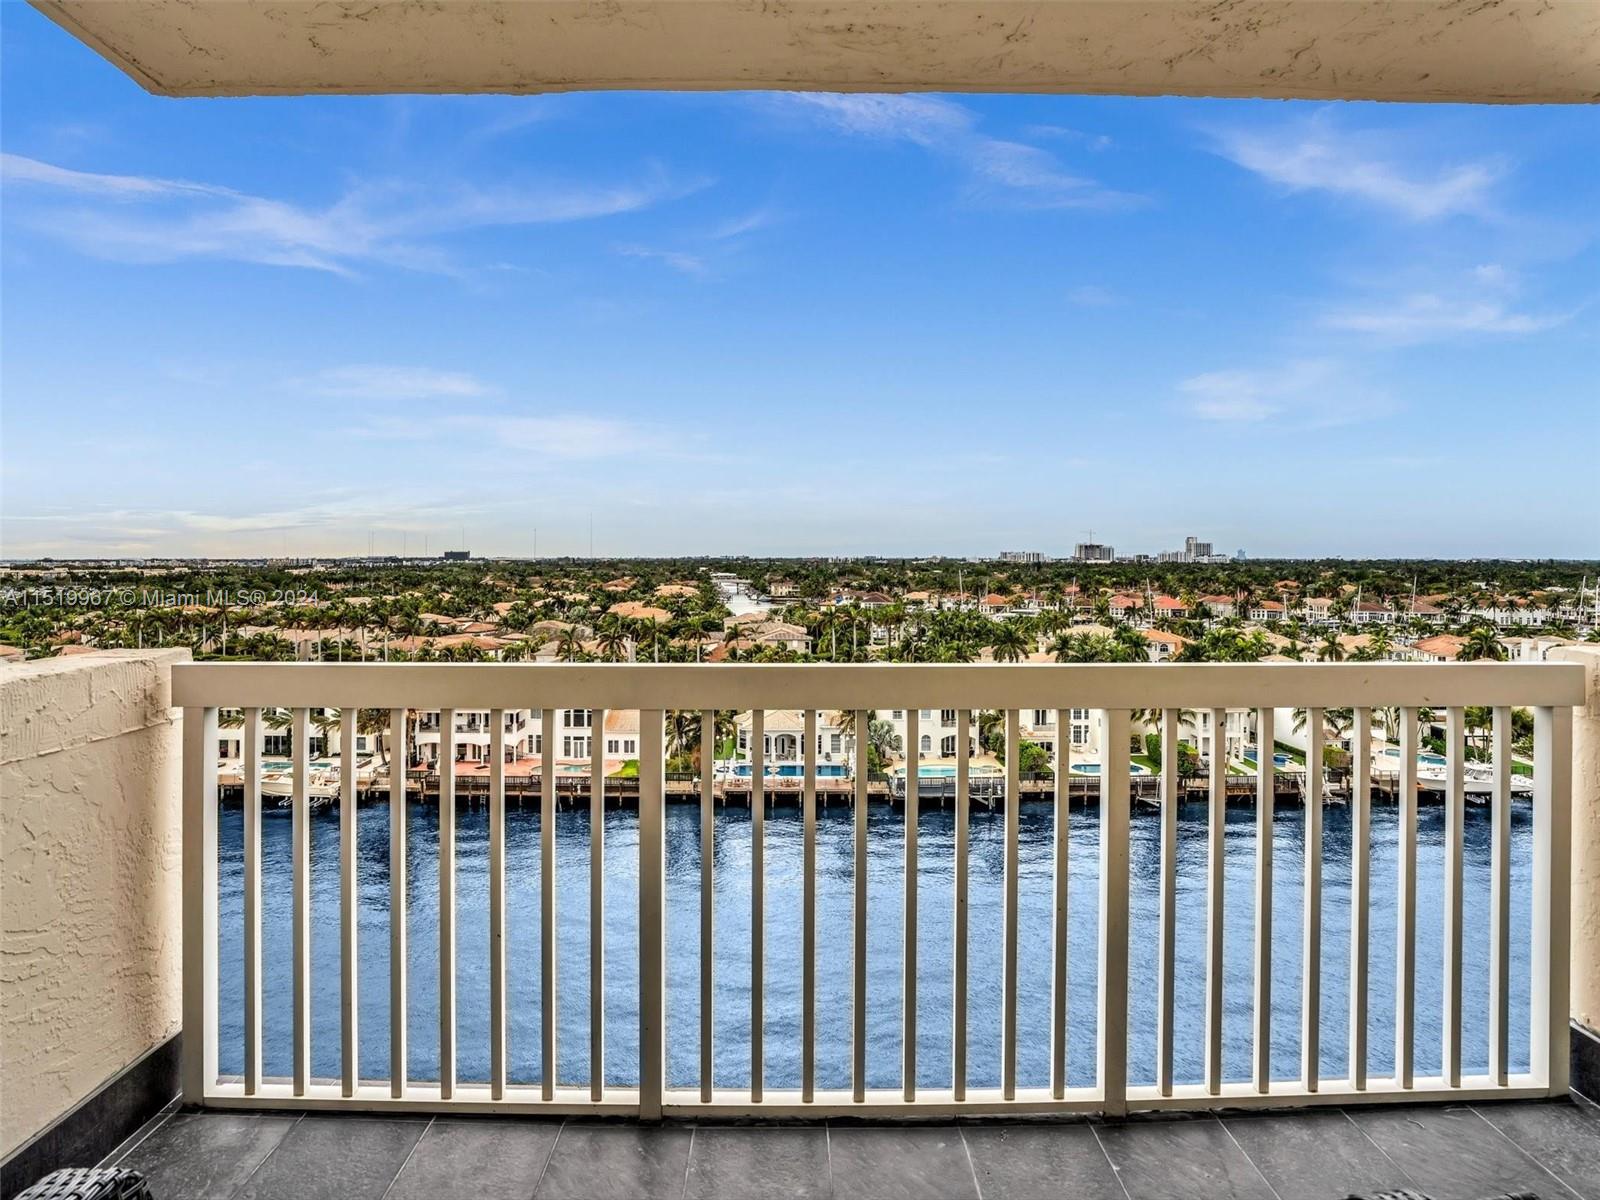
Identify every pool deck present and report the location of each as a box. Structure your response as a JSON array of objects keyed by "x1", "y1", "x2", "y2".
[{"x1": 99, "y1": 1095, "x2": 1600, "y2": 1199}]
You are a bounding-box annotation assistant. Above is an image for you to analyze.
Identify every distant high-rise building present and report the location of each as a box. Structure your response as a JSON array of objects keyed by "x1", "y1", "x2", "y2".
[
  {"x1": 1074, "y1": 543, "x2": 1114, "y2": 562},
  {"x1": 999, "y1": 550, "x2": 1045, "y2": 564},
  {"x1": 442, "y1": 550, "x2": 471, "y2": 561},
  {"x1": 1184, "y1": 536, "x2": 1214, "y2": 560}
]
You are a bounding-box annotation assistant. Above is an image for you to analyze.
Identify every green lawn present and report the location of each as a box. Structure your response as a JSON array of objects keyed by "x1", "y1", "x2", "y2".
[{"x1": 1132, "y1": 754, "x2": 1160, "y2": 774}]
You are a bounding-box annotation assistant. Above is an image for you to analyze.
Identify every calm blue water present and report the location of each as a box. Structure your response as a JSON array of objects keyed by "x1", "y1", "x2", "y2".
[{"x1": 218, "y1": 797, "x2": 1533, "y2": 1090}]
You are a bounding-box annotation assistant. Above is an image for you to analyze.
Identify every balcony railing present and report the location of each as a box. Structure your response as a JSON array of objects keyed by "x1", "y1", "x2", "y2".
[{"x1": 173, "y1": 661, "x2": 1583, "y2": 1119}]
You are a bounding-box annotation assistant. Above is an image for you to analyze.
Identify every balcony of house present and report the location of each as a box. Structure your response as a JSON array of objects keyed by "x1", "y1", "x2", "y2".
[{"x1": 5, "y1": 650, "x2": 1600, "y2": 1199}]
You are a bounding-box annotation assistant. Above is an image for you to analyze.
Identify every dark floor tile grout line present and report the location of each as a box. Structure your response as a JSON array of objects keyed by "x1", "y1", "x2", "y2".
[
  {"x1": 1212, "y1": 1114, "x2": 1284, "y2": 1200},
  {"x1": 1086, "y1": 1121, "x2": 1135, "y2": 1200},
  {"x1": 102, "y1": 1104, "x2": 176, "y2": 1167},
  {"x1": 1466, "y1": 1104, "x2": 1585, "y2": 1200},
  {"x1": 823, "y1": 1119, "x2": 834, "y2": 1200},
  {"x1": 1335, "y1": 1106, "x2": 1419, "y2": 1192},
  {"x1": 227, "y1": 1112, "x2": 305, "y2": 1200},
  {"x1": 678, "y1": 1122, "x2": 697, "y2": 1200},
  {"x1": 529, "y1": 1117, "x2": 566, "y2": 1198},
  {"x1": 375, "y1": 1114, "x2": 435, "y2": 1200},
  {"x1": 954, "y1": 1124, "x2": 983, "y2": 1200}
]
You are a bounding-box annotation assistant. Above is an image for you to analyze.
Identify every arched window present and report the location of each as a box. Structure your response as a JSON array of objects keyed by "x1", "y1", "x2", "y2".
[{"x1": 919, "y1": 734, "x2": 932, "y2": 753}]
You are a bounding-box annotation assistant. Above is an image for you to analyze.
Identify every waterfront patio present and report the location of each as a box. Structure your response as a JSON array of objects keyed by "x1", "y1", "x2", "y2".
[{"x1": 105, "y1": 1099, "x2": 1600, "y2": 1200}]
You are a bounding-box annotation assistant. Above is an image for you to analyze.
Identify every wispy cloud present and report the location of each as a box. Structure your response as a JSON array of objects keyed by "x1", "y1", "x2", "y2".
[
  {"x1": 782, "y1": 94, "x2": 1140, "y2": 210},
  {"x1": 1, "y1": 152, "x2": 695, "y2": 275},
  {"x1": 1026, "y1": 125, "x2": 1114, "y2": 152},
  {"x1": 1066, "y1": 285, "x2": 1120, "y2": 307},
  {"x1": 1320, "y1": 264, "x2": 1571, "y2": 343},
  {"x1": 353, "y1": 412, "x2": 683, "y2": 460},
  {"x1": 614, "y1": 243, "x2": 709, "y2": 276},
  {"x1": 1178, "y1": 358, "x2": 1386, "y2": 425},
  {"x1": 1323, "y1": 294, "x2": 1568, "y2": 341},
  {"x1": 1208, "y1": 114, "x2": 1502, "y2": 221},
  {"x1": 295, "y1": 365, "x2": 496, "y2": 401}
]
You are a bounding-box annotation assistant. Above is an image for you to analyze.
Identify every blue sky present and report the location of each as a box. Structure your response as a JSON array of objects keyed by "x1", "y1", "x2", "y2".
[{"x1": 2, "y1": 5, "x2": 1596, "y2": 561}]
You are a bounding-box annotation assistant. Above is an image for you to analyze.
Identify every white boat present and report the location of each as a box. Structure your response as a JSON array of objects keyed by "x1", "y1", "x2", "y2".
[{"x1": 261, "y1": 769, "x2": 340, "y2": 804}]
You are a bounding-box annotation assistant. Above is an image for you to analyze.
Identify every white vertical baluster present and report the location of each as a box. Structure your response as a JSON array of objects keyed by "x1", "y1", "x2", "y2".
[
  {"x1": 953, "y1": 709, "x2": 970, "y2": 1103},
  {"x1": 1302, "y1": 708, "x2": 1324, "y2": 1092},
  {"x1": 390, "y1": 707, "x2": 408, "y2": 1097},
  {"x1": 1350, "y1": 708, "x2": 1371, "y2": 1091},
  {"x1": 1253, "y1": 706, "x2": 1274, "y2": 1094},
  {"x1": 181, "y1": 707, "x2": 219, "y2": 1105},
  {"x1": 903, "y1": 707, "x2": 919, "y2": 1101},
  {"x1": 701, "y1": 709, "x2": 716, "y2": 1103},
  {"x1": 1532, "y1": 705, "x2": 1572, "y2": 1096},
  {"x1": 1157, "y1": 709, "x2": 1179, "y2": 1096},
  {"x1": 244, "y1": 708, "x2": 262, "y2": 1096},
  {"x1": 1099, "y1": 709, "x2": 1131, "y2": 1117},
  {"x1": 1489, "y1": 705, "x2": 1511, "y2": 1087},
  {"x1": 339, "y1": 707, "x2": 358, "y2": 1098},
  {"x1": 751, "y1": 709, "x2": 765, "y2": 1102},
  {"x1": 802, "y1": 709, "x2": 818, "y2": 1104},
  {"x1": 1205, "y1": 707, "x2": 1226, "y2": 1095},
  {"x1": 292, "y1": 706, "x2": 311, "y2": 1096},
  {"x1": 1396, "y1": 706, "x2": 1418, "y2": 1089},
  {"x1": 1051, "y1": 707, "x2": 1071, "y2": 1100},
  {"x1": 591, "y1": 708, "x2": 607, "y2": 1101},
  {"x1": 439, "y1": 709, "x2": 456, "y2": 1099},
  {"x1": 489, "y1": 709, "x2": 507, "y2": 1101},
  {"x1": 639, "y1": 709, "x2": 666, "y2": 1121},
  {"x1": 1002, "y1": 709, "x2": 1021, "y2": 1100},
  {"x1": 853, "y1": 708, "x2": 868, "y2": 1104},
  {"x1": 540, "y1": 708, "x2": 556, "y2": 1101},
  {"x1": 1443, "y1": 706, "x2": 1465, "y2": 1087}
]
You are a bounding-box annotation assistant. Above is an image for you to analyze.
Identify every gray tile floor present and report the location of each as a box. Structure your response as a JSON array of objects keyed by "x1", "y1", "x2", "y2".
[{"x1": 101, "y1": 1099, "x2": 1600, "y2": 1200}]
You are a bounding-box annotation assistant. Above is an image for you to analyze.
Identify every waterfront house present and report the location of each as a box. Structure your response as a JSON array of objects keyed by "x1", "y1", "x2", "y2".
[{"x1": 1401, "y1": 633, "x2": 1467, "y2": 662}]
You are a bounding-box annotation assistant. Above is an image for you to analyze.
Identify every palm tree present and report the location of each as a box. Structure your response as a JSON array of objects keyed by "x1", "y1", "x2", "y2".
[
  {"x1": 1316, "y1": 631, "x2": 1345, "y2": 662},
  {"x1": 594, "y1": 620, "x2": 628, "y2": 663},
  {"x1": 988, "y1": 622, "x2": 1029, "y2": 663},
  {"x1": 555, "y1": 626, "x2": 585, "y2": 662},
  {"x1": 1459, "y1": 624, "x2": 1506, "y2": 661}
]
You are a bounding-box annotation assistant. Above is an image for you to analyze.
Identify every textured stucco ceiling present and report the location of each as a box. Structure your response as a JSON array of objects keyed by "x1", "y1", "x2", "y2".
[{"x1": 32, "y1": 0, "x2": 1600, "y2": 103}]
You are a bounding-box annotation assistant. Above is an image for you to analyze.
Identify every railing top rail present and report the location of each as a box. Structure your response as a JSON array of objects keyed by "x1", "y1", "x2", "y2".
[{"x1": 171, "y1": 661, "x2": 1585, "y2": 710}]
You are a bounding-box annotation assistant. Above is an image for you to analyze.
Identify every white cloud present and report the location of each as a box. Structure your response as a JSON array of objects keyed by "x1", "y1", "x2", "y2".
[
  {"x1": 1178, "y1": 359, "x2": 1385, "y2": 424},
  {"x1": 614, "y1": 243, "x2": 709, "y2": 276},
  {"x1": 782, "y1": 94, "x2": 1140, "y2": 210},
  {"x1": 296, "y1": 365, "x2": 494, "y2": 401},
  {"x1": 1322, "y1": 293, "x2": 1567, "y2": 341},
  {"x1": 353, "y1": 412, "x2": 675, "y2": 460},
  {"x1": 0, "y1": 152, "x2": 694, "y2": 275},
  {"x1": 1320, "y1": 264, "x2": 1571, "y2": 344},
  {"x1": 1208, "y1": 116, "x2": 1501, "y2": 220},
  {"x1": 1066, "y1": 285, "x2": 1119, "y2": 307}
]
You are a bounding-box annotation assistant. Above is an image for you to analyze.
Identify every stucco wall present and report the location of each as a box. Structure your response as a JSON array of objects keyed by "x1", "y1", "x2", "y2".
[
  {"x1": 0, "y1": 650, "x2": 187, "y2": 1160},
  {"x1": 1553, "y1": 644, "x2": 1600, "y2": 1037}
]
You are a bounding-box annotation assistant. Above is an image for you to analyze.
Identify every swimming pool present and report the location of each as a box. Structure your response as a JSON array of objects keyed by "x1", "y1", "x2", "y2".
[
  {"x1": 891, "y1": 764, "x2": 1002, "y2": 778},
  {"x1": 729, "y1": 762, "x2": 848, "y2": 778},
  {"x1": 1243, "y1": 749, "x2": 1296, "y2": 768},
  {"x1": 1381, "y1": 747, "x2": 1449, "y2": 767},
  {"x1": 1069, "y1": 762, "x2": 1153, "y2": 776}
]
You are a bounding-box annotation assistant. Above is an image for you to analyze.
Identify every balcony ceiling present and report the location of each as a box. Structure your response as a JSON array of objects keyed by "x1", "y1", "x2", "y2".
[{"x1": 33, "y1": 0, "x2": 1600, "y2": 103}]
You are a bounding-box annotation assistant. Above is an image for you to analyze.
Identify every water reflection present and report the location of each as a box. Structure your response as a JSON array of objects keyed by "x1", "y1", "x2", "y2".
[{"x1": 218, "y1": 796, "x2": 1533, "y2": 1090}]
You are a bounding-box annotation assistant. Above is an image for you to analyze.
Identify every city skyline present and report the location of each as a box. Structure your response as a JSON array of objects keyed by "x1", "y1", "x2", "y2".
[{"x1": 3, "y1": 4, "x2": 1598, "y2": 561}]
